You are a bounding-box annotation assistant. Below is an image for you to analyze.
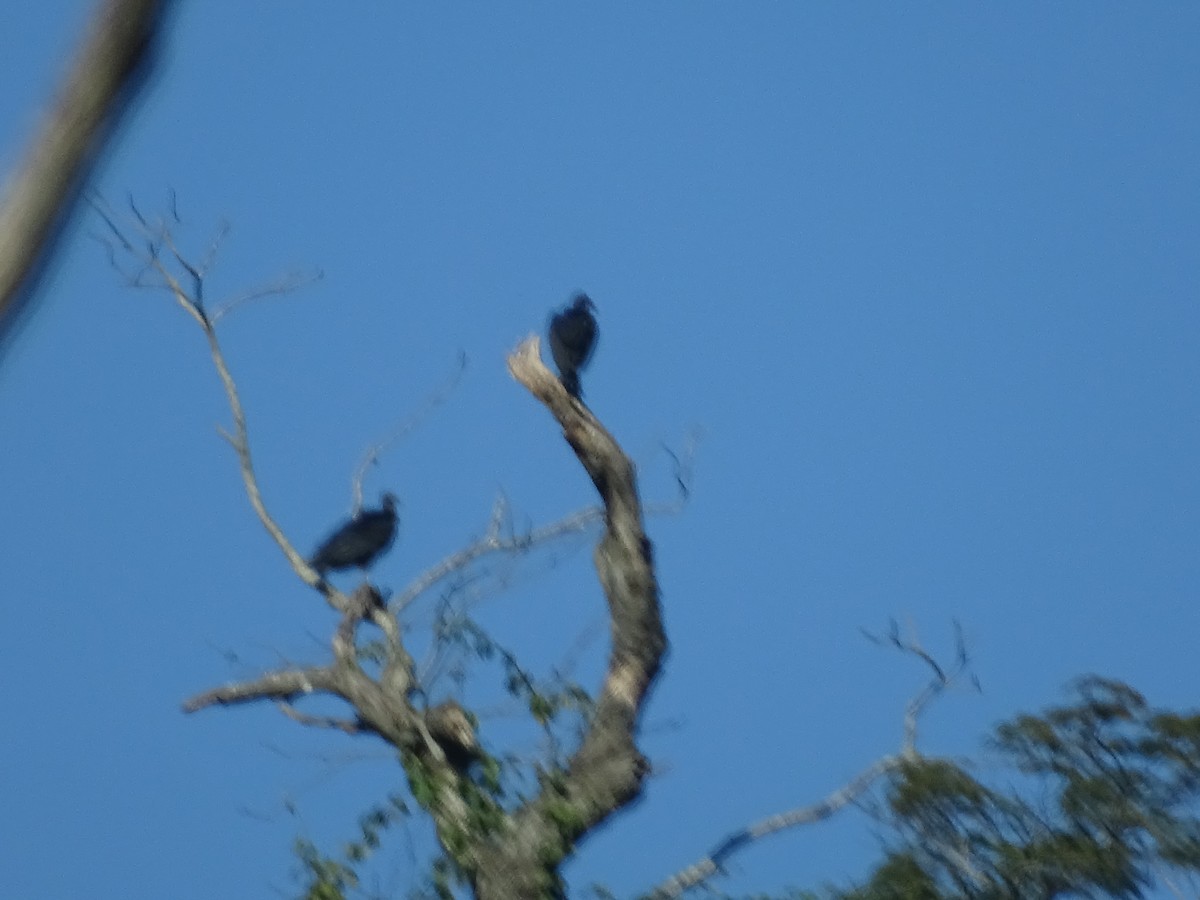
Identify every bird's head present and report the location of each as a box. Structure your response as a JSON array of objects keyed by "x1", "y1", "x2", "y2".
[
  {"x1": 380, "y1": 492, "x2": 399, "y2": 512},
  {"x1": 571, "y1": 293, "x2": 596, "y2": 314}
]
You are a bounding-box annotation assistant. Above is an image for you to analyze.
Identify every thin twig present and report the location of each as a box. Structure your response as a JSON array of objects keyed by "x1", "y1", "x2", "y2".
[
  {"x1": 277, "y1": 703, "x2": 364, "y2": 735},
  {"x1": 657, "y1": 426, "x2": 703, "y2": 509},
  {"x1": 393, "y1": 505, "x2": 602, "y2": 612},
  {"x1": 646, "y1": 756, "x2": 902, "y2": 899},
  {"x1": 350, "y1": 351, "x2": 468, "y2": 512},
  {"x1": 211, "y1": 267, "x2": 323, "y2": 323},
  {"x1": 100, "y1": 204, "x2": 336, "y2": 605},
  {"x1": 196, "y1": 219, "x2": 230, "y2": 278},
  {"x1": 646, "y1": 623, "x2": 973, "y2": 898},
  {"x1": 865, "y1": 619, "x2": 972, "y2": 756}
]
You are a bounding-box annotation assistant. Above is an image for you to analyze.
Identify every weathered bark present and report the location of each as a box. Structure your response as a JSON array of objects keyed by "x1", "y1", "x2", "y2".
[
  {"x1": 180, "y1": 319, "x2": 665, "y2": 899},
  {"x1": 467, "y1": 337, "x2": 668, "y2": 900},
  {"x1": 0, "y1": 0, "x2": 173, "y2": 354}
]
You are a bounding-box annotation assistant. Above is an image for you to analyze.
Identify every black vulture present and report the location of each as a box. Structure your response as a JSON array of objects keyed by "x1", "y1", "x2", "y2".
[
  {"x1": 310, "y1": 492, "x2": 398, "y2": 575},
  {"x1": 548, "y1": 293, "x2": 598, "y2": 399}
]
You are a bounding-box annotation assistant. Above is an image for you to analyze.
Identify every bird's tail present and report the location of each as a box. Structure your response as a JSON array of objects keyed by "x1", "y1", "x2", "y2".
[{"x1": 561, "y1": 370, "x2": 583, "y2": 399}]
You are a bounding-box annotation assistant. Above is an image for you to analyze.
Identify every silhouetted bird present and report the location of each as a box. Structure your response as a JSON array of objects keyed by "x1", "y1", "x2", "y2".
[
  {"x1": 310, "y1": 492, "x2": 398, "y2": 575},
  {"x1": 548, "y1": 293, "x2": 598, "y2": 399}
]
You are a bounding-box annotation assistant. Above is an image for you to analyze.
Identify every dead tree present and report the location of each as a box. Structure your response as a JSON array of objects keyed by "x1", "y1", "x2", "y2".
[{"x1": 98, "y1": 206, "x2": 665, "y2": 899}]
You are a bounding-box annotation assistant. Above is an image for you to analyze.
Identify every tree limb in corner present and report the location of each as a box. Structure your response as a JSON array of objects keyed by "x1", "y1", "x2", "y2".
[{"x1": 0, "y1": 0, "x2": 172, "y2": 355}]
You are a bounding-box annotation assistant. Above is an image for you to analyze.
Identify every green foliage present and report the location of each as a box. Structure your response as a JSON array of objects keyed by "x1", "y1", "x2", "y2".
[
  {"x1": 400, "y1": 752, "x2": 498, "y2": 850},
  {"x1": 291, "y1": 794, "x2": 410, "y2": 900},
  {"x1": 478, "y1": 754, "x2": 503, "y2": 795},
  {"x1": 830, "y1": 677, "x2": 1200, "y2": 899},
  {"x1": 399, "y1": 741, "x2": 509, "y2": 891},
  {"x1": 429, "y1": 857, "x2": 459, "y2": 900},
  {"x1": 439, "y1": 612, "x2": 594, "y2": 735},
  {"x1": 843, "y1": 852, "x2": 940, "y2": 900},
  {"x1": 294, "y1": 607, "x2": 597, "y2": 897},
  {"x1": 402, "y1": 752, "x2": 442, "y2": 810},
  {"x1": 294, "y1": 837, "x2": 355, "y2": 900},
  {"x1": 542, "y1": 790, "x2": 588, "y2": 838}
]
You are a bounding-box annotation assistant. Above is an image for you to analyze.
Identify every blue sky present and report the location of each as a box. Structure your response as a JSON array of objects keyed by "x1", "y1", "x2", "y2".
[{"x1": 2, "y1": 3, "x2": 1198, "y2": 898}]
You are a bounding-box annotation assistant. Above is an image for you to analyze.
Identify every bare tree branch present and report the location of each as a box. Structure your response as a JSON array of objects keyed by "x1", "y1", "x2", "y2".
[
  {"x1": 646, "y1": 623, "x2": 973, "y2": 899},
  {"x1": 654, "y1": 426, "x2": 703, "y2": 513},
  {"x1": 0, "y1": 0, "x2": 173, "y2": 355},
  {"x1": 183, "y1": 666, "x2": 340, "y2": 713},
  {"x1": 277, "y1": 702, "x2": 365, "y2": 735},
  {"x1": 101, "y1": 208, "x2": 429, "y2": 760},
  {"x1": 350, "y1": 351, "x2": 468, "y2": 512},
  {"x1": 197, "y1": 291, "x2": 334, "y2": 590},
  {"x1": 458, "y1": 336, "x2": 667, "y2": 900},
  {"x1": 194, "y1": 217, "x2": 229, "y2": 279},
  {"x1": 105, "y1": 205, "x2": 527, "y2": 891},
  {"x1": 210, "y1": 266, "x2": 323, "y2": 323},
  {"x1": 394, "y1": 503, "x2": 603, "y2": 613},
  {"x1": 168, "y1": 301, "x2": 665, "y2": 897},
  {"x1": 97, "y1": 203, "x2": 341, "y2": 603},
  {"x1": 647, "y1": 756, "x2": 903, "y2": 900},
  {"x1": 864, "y1": 618, "x2": 973, "y2": 756},
  {"x1": 392, "y1": 413, "x2": 693, "y2": 621}
]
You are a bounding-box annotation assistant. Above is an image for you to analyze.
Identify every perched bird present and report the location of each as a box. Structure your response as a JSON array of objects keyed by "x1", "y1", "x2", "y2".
[
  {"x1": 548, "y1": 293, "x2": 598, "y2": 399},
  {"x1": 309, "y1": 492, "x2": 398, "y2": 576}
]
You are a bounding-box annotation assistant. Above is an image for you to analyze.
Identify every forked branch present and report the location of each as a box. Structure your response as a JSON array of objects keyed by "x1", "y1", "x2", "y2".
[
  {"x1": 645, "y1": 623, "x2": 972, "y2": 899},
  {"x1": 647, "y1": 757, "x2": 902, "y2": 900},
  {"x1": 350, "y1": 352, "x2": 468, "y2": 512},
  {"x1": 95, "y1": 202, "x2": 335, "y2": 603},
  {"x1": 393, "y1": 503, "x2": 603, "y2": 613},
  {"x1": 453, "y1": 336, "x2": 668, "y2": 900},
  {"x1": 138, "y1": 259, "x2": 666, "y2": 896}
]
